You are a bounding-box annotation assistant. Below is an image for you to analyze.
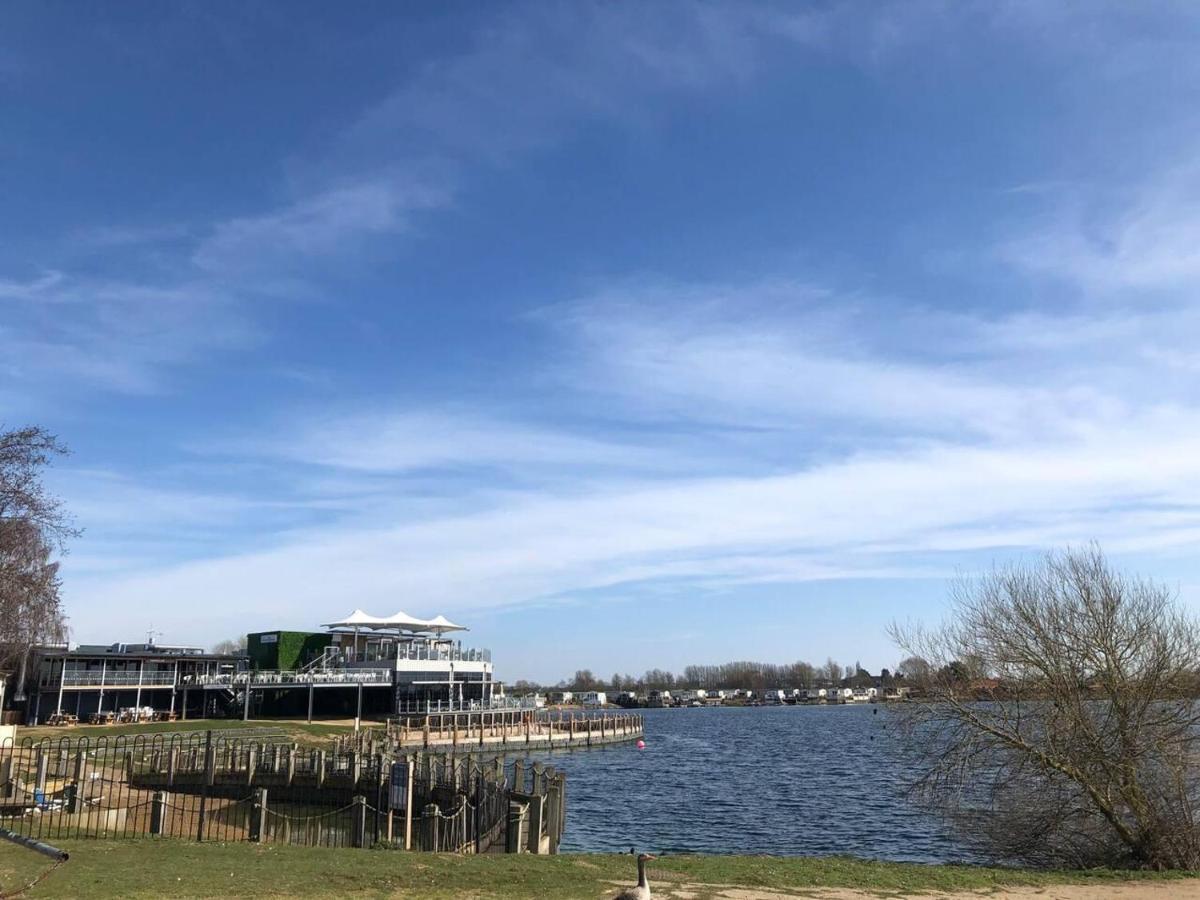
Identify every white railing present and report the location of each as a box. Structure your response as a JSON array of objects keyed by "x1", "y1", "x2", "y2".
[
  {"x1": 338, "y1": 645, "x2": 491, "y2": 665},
  {"x1": 190, "y1": 669, "x2": 394, "y2": 687},
  {"x1": 58, "y1": 671, "x2": 177, "y2": 687}
]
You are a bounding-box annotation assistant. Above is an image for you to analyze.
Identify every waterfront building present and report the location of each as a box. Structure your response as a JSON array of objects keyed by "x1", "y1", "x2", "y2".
[
  {"x1": 13, "y1": 641, "x2": 241, "y2": 724},
  {"x1": 5, "y1": 609, "x2": 497, "y2": 725}
]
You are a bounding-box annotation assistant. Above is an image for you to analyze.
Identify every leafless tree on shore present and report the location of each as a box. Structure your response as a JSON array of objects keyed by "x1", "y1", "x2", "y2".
[
  {"x1": 891, "y1": 545, "x2": 1200, "y2": 869},
  {"x1": 0, "y1": 427, "x2": 77, "y2": 671}
]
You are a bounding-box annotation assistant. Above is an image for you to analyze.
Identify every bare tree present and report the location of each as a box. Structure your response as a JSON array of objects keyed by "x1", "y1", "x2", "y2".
[
  {"x1": 211, "y1": 636, "x2": 247, "y2": 655},
  {"x1": 0, "y1": 427, "x2": 77, "y2": 671},
  {"x1": 891, "y1": 545, "x2": 1200, "y2": 870}
]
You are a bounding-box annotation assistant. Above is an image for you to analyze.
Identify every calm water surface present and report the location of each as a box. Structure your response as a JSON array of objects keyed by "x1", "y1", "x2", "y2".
[{"x1": 518, "y1": 705, "x2": 975, "y2": 862}]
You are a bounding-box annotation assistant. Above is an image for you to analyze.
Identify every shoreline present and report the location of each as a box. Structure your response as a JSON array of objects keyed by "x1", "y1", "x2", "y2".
[{"x1": 1, "y1": 840, "x2": 1195, "y2": 899}]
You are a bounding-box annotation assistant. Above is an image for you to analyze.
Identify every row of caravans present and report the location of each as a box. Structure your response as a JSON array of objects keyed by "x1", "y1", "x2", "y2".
[
  {"x1": 522, "y1": 686, "x2": 897, "y2": 709},
  {"x1": 542, "y1": 690, "x2": 610, "y2": 707},
  {"x1": 644, "y1": 686, "x2": 882, "y2": 707}
]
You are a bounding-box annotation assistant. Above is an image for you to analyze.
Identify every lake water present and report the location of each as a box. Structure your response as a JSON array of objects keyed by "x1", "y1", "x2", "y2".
[{"x1": 517, "y1": 704, "x2": 976, "y2": 862}]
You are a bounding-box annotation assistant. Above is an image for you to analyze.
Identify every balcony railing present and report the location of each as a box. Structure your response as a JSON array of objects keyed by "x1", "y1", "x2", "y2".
[
  {"x1": 337, "y1": 645, "x2": 491, "y2": 665},
  {"x1": 189, "y1": 669, "x2": 394, "y2": 687},
  {"x1": 54, "y1": 671, "x2": 178, "y2": 687}
]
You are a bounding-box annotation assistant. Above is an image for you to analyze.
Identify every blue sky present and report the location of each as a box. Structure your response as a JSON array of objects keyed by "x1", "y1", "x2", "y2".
[{"x1": 5, "y1": 2, "x2": 1200, "y2": 682}]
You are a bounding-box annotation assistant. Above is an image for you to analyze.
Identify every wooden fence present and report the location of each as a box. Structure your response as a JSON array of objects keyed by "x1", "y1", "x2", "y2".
[{"x1": 0, "y1": 733, "x2": 566, "y2": 854}]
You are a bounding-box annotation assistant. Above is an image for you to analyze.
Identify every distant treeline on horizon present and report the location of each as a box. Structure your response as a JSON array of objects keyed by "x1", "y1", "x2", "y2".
[{"x1": 510, "y1": 657, "x2": 925, "y2": 694}]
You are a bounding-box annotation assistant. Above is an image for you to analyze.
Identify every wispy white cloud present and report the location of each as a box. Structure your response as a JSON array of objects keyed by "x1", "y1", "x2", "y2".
[
  {"x1": 66, "y1": 411, "x2": 1200, "y2": 640},
  {"x1": 546, "y1": 281, "x2": 1126, "y2": 443},
  {"x1": 233, "y1": 409, "x2": 678, "y2": 477},
  {"x1": 1001, "y1": 165, "x2": 1200, "y2": 294},
  {"x1": 192, "y1": 174, "x2": 451, "y2": 278},
  {"x1": 0, "y1": 270, "x2": 252, "y2": 403}
]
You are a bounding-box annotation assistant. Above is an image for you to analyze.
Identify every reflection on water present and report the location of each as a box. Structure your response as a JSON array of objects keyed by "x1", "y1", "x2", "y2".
[{"x1": 516, "y1": 704, "x2": 974, "y2": 861}]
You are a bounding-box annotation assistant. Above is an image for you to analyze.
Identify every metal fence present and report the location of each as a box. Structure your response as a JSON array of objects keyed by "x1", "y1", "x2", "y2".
[{"x1": 0, "y1": 732, "x2": 564, "y2": 854}]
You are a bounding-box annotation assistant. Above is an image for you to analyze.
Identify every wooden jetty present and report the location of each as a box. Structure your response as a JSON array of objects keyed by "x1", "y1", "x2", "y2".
[{"x1": 378, "y1": 709, "x2": 644, "y2": 752}]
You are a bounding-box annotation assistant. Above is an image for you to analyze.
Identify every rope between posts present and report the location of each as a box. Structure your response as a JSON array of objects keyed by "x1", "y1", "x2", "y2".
[
  {"x1": 0, "y1": 857, "x2": 66, "y2": 900},
  {"x1": 264, "y1": 802, "x2": 357, "y2": 823}
]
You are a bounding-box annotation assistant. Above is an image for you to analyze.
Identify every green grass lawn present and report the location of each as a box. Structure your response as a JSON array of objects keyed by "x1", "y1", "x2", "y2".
[
  {"x1": 0, "y1": 840, "x2": 1193, "y2": 899},
  {"x1": 16, "y1": 718, "x2": 379, "y2": 746}
]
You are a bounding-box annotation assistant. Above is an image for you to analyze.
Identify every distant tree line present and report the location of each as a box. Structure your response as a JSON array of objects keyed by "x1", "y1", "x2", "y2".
[{"x1": 515, "y1": 656, "x2": 927, "y2": 694}]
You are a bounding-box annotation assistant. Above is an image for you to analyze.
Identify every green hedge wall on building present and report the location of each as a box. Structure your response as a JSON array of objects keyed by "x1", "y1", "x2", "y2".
[{"x1": 246, "y1": 631, "x2": 331, "y2": 671}]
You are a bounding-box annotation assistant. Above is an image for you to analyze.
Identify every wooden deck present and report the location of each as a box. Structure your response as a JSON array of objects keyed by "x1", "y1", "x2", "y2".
[{"x1": 381, "y1": 711, "x2": 644, "y2": 753}]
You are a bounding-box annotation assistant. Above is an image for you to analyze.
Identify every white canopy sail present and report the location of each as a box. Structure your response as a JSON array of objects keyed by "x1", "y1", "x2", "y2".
[
  {"x1": 425, "y1": 615, "x2": 467, "y2": 635},
  {"x1": 384, "y1": 610, "x2": 436, "y2": 632},
  {"x1": 321, "y1": 609, "x2": 467, "y2": 634},
  {"x1": 322, "y1": 609, "x2": 391, "y2": 629}
]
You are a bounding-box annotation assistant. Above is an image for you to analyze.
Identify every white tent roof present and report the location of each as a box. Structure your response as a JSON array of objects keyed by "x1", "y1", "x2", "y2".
[
  {"x1": 385, "y1": 610, "x2": 436, "y2": 632},
  {"x1": 425, "y1": 615, "x2": 467, "y2": 634},
  {"x1": 321, "y1": 609, "x2": 467, "y2": 634},
  {"x1": 322, "y1": 608, "x2": 391, "y2": 629}
]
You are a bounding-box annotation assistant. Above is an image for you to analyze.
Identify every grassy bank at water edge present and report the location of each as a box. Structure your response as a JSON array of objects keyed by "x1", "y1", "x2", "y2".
[{"x1": 0, "y1": 840, "x2": 1195, "y2": 899}]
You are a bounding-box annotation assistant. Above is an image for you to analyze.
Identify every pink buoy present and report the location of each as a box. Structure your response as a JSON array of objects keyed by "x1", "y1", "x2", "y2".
[{"x1": 636, "y1": 739, "x2": 645, "y2": 749}]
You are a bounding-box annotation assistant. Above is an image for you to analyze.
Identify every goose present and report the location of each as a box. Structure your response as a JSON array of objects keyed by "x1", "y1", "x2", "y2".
[{"x1": 612, "y1": 849, "x2": 657, "y2": 900}]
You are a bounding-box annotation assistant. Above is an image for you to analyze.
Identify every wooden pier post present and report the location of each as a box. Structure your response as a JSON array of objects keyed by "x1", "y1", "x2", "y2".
[
  {"x1": 34, "y1": 750, "x2": 48, "y2": 795},
  {"x1": 249, "y1": 788, "x2": 268, "y2": 842},
  {"x1": 527, "y1": 794, "x2": 545, "y2": 854},
  {"x1": 70, "y1": 752, "x2": 88, "y2": 813},
  {"x1": 505, "y1": 800, "x2": 526, "y2": 854},
  {"x1": 150, "y1": 790, "x2": 169, "y2": 836},
  {"x1": 351, "y1": 794, "x2": 368, "y2": 848},
  {"x1": 422, "y1": 803, "x2": 440, "y2": 852},
  {"x1": 545, "y1": 775, "x2": 561, "y2": 855}
]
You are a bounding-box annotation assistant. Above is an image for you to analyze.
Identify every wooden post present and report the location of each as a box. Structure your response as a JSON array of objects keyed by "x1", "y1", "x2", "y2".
[
  {"x1": 307, "y1": 683, "x2": 314, "y2": 724},
  {"x1": 505, "y1": 800, "x2": 525, "y2": 854},
  {"x1": 316, "y1": 750, "x2": 326, "y2": 788},
  {"x1": 286, "y1": 747, "x2": 296, "y2": 786},
  {"x1": 511, "y1": 759, "x2": 524, "y2": 794},
  {"x1": 404, "y1": 755, "x2": 415, "y2": 851},
  {"x1": 204, "y1": 743, "x2": 216, "y2": 787},
  {"x1": 352, "y1": 794, "x2": 368, "y2": 848},
  {"x1": 355, "y1": 683, "x2": 363, "y2": 732},
  {"x1": 249, "y1": 787, "x2": 268, "y2": 842},
  {"x1": 150, "y1": 790, "x2": 169, "y2": 835},
  {"x1": 554, "y1": 772, "x2": 567, "y2": 852},
  {"x1": 544, "y1": 773, "x2": 561, "y2": 854},
  {"x1": 243, "y1": 680, "x2": 251, "y2": 721},
  {"x1": 34, "y1": 750, "x2": 48, "y2": 794},
  {"x1": 167, "y1": 747, "x2": 178, "y2": 787},
  {"x1": 527, "y1": 795, "x2": 544, "y2": 854},
  {"x1": 246, "y1": 747, "x2": 257, "y2": 786},
  {"x1": 422, "y1": 803, "x2": 440, "y2": 852}
]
